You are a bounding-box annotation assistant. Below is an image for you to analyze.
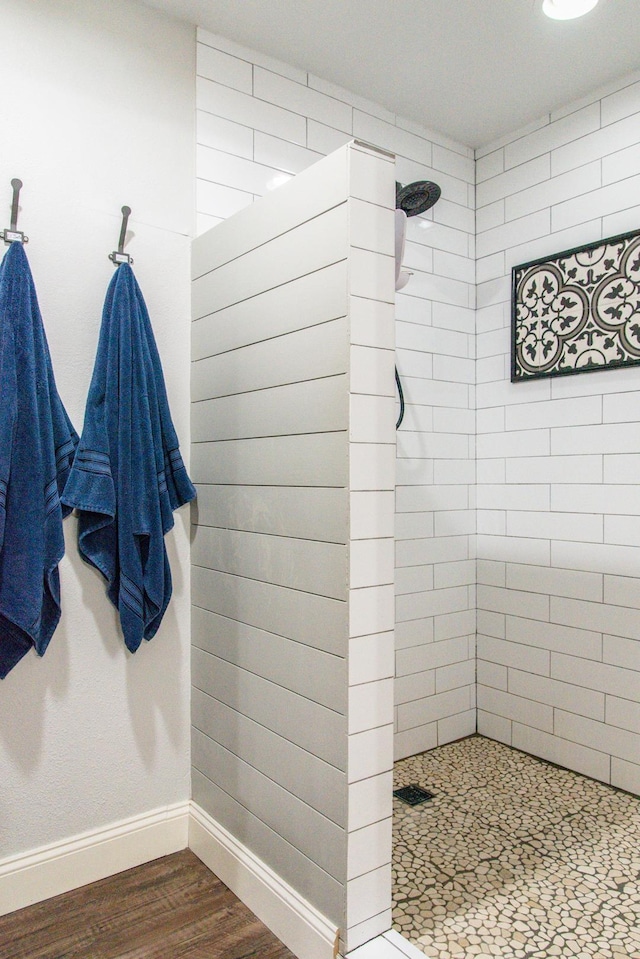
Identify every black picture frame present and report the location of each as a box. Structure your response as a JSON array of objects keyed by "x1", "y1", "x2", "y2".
[{"x1": 511, "y1": 227, "x2": 640, "y2": 382}]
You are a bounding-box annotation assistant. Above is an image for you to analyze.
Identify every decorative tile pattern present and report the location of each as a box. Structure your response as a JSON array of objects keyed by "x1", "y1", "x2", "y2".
[
  {"x1": 393, "y1": 736, "x2": 640, "y2": 958},
  {"x1": 511, "y1": 228, "x2": 640, "y2": 381}
]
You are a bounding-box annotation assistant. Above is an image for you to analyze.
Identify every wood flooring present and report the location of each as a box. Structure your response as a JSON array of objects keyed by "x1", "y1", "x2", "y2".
[{"x1": 0, "y1": 848, "x2": 297, "y2": 959}]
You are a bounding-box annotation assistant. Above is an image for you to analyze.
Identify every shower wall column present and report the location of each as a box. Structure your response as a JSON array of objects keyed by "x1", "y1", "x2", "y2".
[{"x1": 190, "y1": 141, "x2": 397, "y2": 958}]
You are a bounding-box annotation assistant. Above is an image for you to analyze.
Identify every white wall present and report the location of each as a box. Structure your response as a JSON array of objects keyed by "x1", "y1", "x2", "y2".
[
  {"x1": 475, "y1": 72, "x2": 640, "y2": 796},
  {"x1": 0, "y1": 0, "x2": 194, "y2": 867},
  {"x1": 194, "y1": 27, "x2": 477, "y2": 762}
]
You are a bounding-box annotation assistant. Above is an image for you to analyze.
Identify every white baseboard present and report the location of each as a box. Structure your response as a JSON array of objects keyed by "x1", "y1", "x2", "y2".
[
  {"x1": 0, "y1": 801, "x2": 190, "y2": 917},
  {"x1": 189, "y1": 802, "x2": 338, "y2": 959}
]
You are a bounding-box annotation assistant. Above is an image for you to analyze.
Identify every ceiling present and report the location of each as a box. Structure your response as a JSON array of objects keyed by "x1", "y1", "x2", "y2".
[{"x1": 143, "y1": 0, "x2": 640, "y2": 149}]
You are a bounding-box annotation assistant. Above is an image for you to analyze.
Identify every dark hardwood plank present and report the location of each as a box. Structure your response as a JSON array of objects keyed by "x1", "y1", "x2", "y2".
[{"x1": 0, "y1": 849, "x2": 297, "y2": 959}]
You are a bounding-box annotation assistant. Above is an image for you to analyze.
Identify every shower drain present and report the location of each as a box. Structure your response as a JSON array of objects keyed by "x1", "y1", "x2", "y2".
[{"x1": 393, "y1": 784, "x2": 435, "y2": 805}]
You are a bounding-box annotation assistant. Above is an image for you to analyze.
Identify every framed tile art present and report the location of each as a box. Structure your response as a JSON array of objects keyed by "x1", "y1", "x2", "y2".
[{"x1": 511, "y1": 227, "x2": 640, "y2": 381}]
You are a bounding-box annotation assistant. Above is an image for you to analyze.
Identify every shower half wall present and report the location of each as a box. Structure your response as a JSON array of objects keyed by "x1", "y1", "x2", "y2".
[{"x1": 190, "y1": 141, "x2": 398, "y2": 958}]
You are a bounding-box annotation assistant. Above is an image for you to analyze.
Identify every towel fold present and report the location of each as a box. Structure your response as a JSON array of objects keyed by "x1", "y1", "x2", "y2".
[
  {"x1": 61, "y1": 263, "x2": 195, "y2": 652},
  {"x1": 0, "y1": 242, "x2": 78, "y2": 679}
]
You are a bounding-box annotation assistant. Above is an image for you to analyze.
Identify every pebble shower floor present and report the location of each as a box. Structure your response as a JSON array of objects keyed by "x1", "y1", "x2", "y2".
[{"x1": 392, "y1": 736, "x2": 640, "y2": 959}]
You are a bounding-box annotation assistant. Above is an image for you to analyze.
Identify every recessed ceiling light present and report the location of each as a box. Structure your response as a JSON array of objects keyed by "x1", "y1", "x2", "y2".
[{"x1": 542, "y1": 0, "x2": 599, "y2": 20}]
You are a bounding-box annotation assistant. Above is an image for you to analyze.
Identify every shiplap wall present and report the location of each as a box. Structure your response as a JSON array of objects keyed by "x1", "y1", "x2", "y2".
[
  {"x1": 191, "y1": 141, "x2": 397, "y2": 954},
  {"x1": 475, "y1": 72, "x2": 640, "y2": 796},
  {"x1": 194, "y1": 27, "x2": 477, "y2": 762}
]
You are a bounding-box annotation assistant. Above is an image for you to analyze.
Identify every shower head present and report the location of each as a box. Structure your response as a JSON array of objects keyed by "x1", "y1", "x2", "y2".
[{"x1": 395, "y1": 180, "x2": 441, "y2": 217}]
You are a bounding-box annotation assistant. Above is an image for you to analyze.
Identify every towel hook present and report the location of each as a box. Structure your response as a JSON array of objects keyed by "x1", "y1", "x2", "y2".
[
  {"x1": 1, "y1": 178, "x2": 28, "y2": 245},
  {"x1": 109, "y1": 205, "x2": 133, "y2": 265}
]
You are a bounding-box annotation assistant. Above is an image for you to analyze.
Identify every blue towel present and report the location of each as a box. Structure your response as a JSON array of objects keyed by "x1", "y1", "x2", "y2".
[
  {"x1": 0, "y1": 243, "x2": 78, "y2": 678},
  {"x1": 61, "y1": 263, "x2": 195, "y2": 653}
]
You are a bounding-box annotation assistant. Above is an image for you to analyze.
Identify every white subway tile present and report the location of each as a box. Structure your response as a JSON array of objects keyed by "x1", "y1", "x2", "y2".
[
  {"x1": 555, "y1": 709, "x2": 640, "y2": 765},
  {"x1": 308, "y1": 74, "x2": 394, "y2": 123},
  {"x1": 434, "y1": 511, "x2": 475, "y2": 537},
  {"x1": 552, "y1": 484, "x2": 640, "y2": 516},
  {"x1": 350, "y1": 443, "x2": 395, "y2": 491},
  {"x1": 347, "y1": 911, "x2": 392, "y2": 953},
  {"x1": 477, "y1": 252, "x2": 506, "y2": 284},
  {"x1": 349, "y1": 633, "x2": 395, "y2": 686},
  {"x1": 477, "y1": 209, "x2": 551, "y2": 259},
  {"x1": 552, "y1": 174, "x2": 640, "y2": 232},
  {"x1": 603, "y1": 140, "x2": 640, "y2": 186},
  {"x1": 350, "y1": 296, "x2": 394, "y2": 350},
  {"x1": 350, "y1": 538, "x2": 395, "y2": 589},
  {"x1": 348, "y1": 725, "x2": 394, "y2": 783},
  {"x1": 254, "y1": 132, "x2": 323, "y2": 175},
  {"x1": 438, "y1": 709, "x2": 476, "y2": 744},
  {"x1": 477, "y1": 485, "x2": 549, "y2": 511},
  {"x1": 254, "y1": 67, "x2": 352, "y2": 132},
  {"x1": 477, "y1": 560, "x2": 506, "y2": 588},
  {"x1": 477, "y1": 686, "x2": 553, "y2": 732},
  {"x1": 436, "y1": 659, "x2": 475, "y2": 693},
  {"x1": 353, "y1": 112, "x2": 432, "y2": 166},
  {"x1": 433, "y1": 250, "x2": 475, "y2": 284},
  {"x1": 396, "y1": 586, "x2": 470, "y2": 624},
  {"x1": 432, "y1": 408, "x2": 475, "y2": 435},
  {"x1": 347, "y1": 818, "x2": 392, "y2": 881},
  {"x1": 395, "y1": 617, "x2": 434, "y2": 651},
  {"x1": 511, "y1": 723, "x2": 610, "y2": 783},
  {"x1": 477, "y1": 534, "x2": 551, "y2": 567},
  {"x1": 551, "y1": 596, "x2": 640, "y2": 641},
  {"x1": 196, "y1": 212, "x2": 223, "y2": 236},
  {"x1": 351, "y1": 491, "x2": 395, "y2": 539},
  {"x1": 477, "y1": 709, "x2": 512, "y2": 744},
  {"x1": 477, "y1": 378, "x2": 552, "y2": 411},
  {"x1": 605, "y1": 515, "x2": 640, "y2": 547},
  {"x1": 396, "y1": 566, "x2": 434, "y2": 596},
  {"x1": 432, "y1": 355, "x2": 475, "y2": 385},
  {"x1": 433, "y1": 143, "x2": 475, "y2": 184},
  {"x1": 432, "y1": 302, "x2": 476, "y2": 333},
  {"x1": 197, "y1": 43, "x2": 252, "y2": 92},
  {"x1": 397, "y1": 686, "x2": 473, "y2": 732},
  {"x1": 506, "y1": 218, "x2": 603, "y2": 273},
  {"x1": 433, "y1": 198, "x2": 475, "y2": 234},
  {"x1": 506, "y1": 395, "x2": 601, "y2": 431},
  {"x1": 476, "y1": 274, "x2": 510, "y2": 309},
  {"x1": 509, "y1": 668, "x2": 605, "y2": 720},
  {"x1": 396, "y1": 635, "x2": 470, "y2": 677},
  {"x1": 349, "y1": 679, "x2": 394, "y2": 735},
  {"x1": 197, "y1": 27, "x2": 307, "y2": 83},
  {"x1": 477, "y1": 584, "x2": 550, "y2": 622},
  {"x1": 409, "y1": 219, "x2": 470, "y2": 258},
  {"x1": 477, "y1": 511, "x2": 506, "y2": 535},
  {"x1": 552, "y1": 112, "x2": 640, "y2": 176},
  {"x1": 351, "y1": 349, "x2": 395, "y2": 399},
  {"x1": 477, "y1": 429, "x2": 550, "y2": 459},
  {"x1": 506, "y1": 563, "x2": 602, "y2": 602},
  {"x1": 197, "y1": 144, "x2": 286, "y2": 196},
  {"x1": 394, "y1": 668, "x2": 436, "y2": 706},
  {"x1": 477, "y1": 200, "x2": 505, "y2": 234},
  {"x1": 611, "y1": 757, "x2": 640, "y2": 794},
  {"x1": 477, "y1": 407, "x2": 505, "y2": 434},
  {"x1": 476, "y1": 148, "x2": 504, "y2": 183},
  {"x1": 197, "y1": 76, "x2": 306, "y2": 144},
  {"x1": 476, "y1": 327, "x2": 507, "y2": 359},
  {"x1": 395, "y1": 512, "x2": 434, "y2": 541},
  {"x1": 552, "y1": 653, "x2": 640, "y2": 701},
  {"x1": 603, "y1": 574, "x2": 640, "y2": 609},
  {"x1": 506, "y1": 615, "x2": 602, "y2": 660},
  {"x1": 196, "y1": 178, "x2": 253, "y2": 218},
  {"x1": 394, "y1": 723, "x2": 437, "y2": 761},
  {"x1": 347, "y1": 771, "x2": 393, "y2": 831},
  {"x1": 433, "y1": 459, "x2": 475, "y2": 485},
  {"x1": 307, "y1": 120, "x2": 353, "y2": 155},
  {"x1": 477, "y1": 633, "x2": 550, "y2": 675},
  {"x1": 601, "y1": 78, "x2": 640, "y2": 126},
  {"x1": 476, "y1": 458, "x2": 505, "y2": 484},
  {"x1": 197, "y1": 110, "x2": 253, "y2": 158},
  {"x1": 504, "y1": 104, "x2": 600, "y2": 169},
  {"x1": 477, "y1": 154, "x2": 550, "y2": 208},
  {"x1": 434, "y1": 609, "x2": 476, "y2": 641},
  {"x1": 604, "y1": 453, "x2": 640, "y2": 484},
  {"x1": 506, "y1": 161, "x2": 601, "y2": 222},
  {"x1": 506, "y1": 455, "x2": 602, "y2": 484},
  {"x1": 554, "y1": 422, "x2": 640, "y2": 456},
  {"x1": 603, "y1": 633, "x2": 640, "y2": 671},
  {"x1": 346, "y1": 863, "x2": 392, "y2": 927},
  {"x1": 604, "y1": 391, "x2": 640, "y2": 424},
  {"x1": 552, "y1": 540, "x2": 640, "y2": 578},
  {"x1": 477, "y1": 659, "x2": 508, "y2": 690},
  {"x1": 434, "y1": 560, "x2": 476, "y2": 590},
  {"x1": 350, "y1": 584, "x2": 395, "y2": 637},
  {"x1": 603, "y1": 202, "x2": 640, "y2": 237},
  {"x1": 606, "y1": 695, "x2": 640, "y2": 734}
]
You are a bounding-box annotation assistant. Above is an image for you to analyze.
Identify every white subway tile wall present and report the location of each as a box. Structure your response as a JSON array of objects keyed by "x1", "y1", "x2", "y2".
[
  {"x1": 476, "y1": 73, "x2": 640, "y2": 794},
  {"x1": 195, "y1": 28, "x2": 477, "y2": 766}
]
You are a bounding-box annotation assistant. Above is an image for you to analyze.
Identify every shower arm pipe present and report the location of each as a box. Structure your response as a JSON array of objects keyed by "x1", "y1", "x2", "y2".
[{"x1": 1, "y1": 178, "x2": 28, "y2": 245}]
